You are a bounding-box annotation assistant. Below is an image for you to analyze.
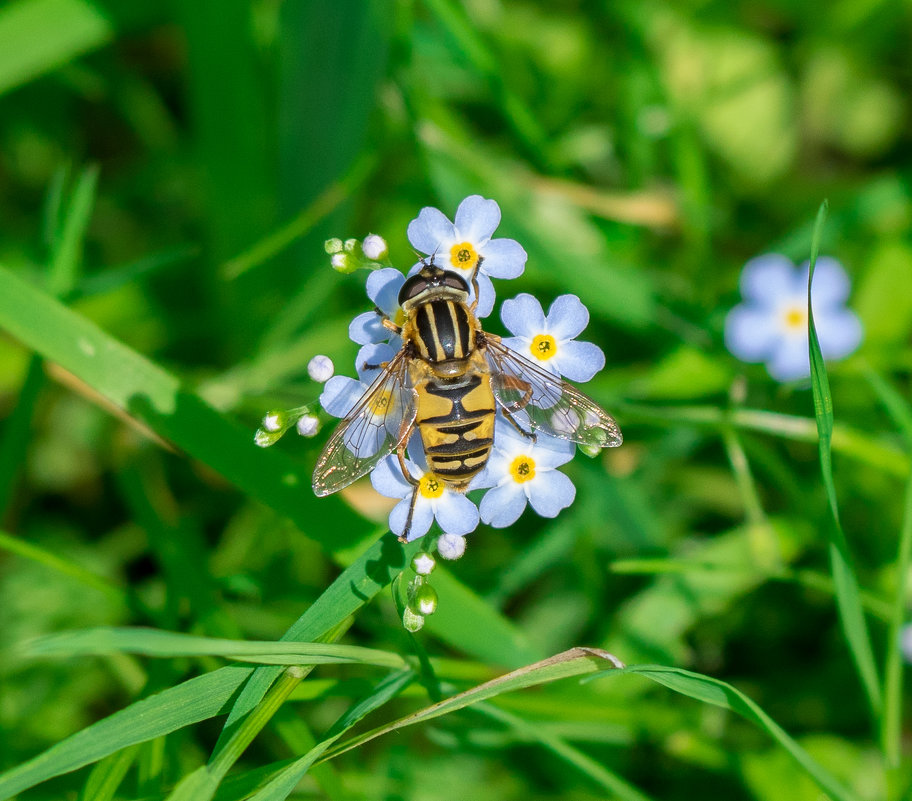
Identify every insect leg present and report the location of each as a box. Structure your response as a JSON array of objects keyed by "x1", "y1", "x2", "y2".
[
  {"x1": 395, "y1": 432, "x2": 420, "y2": 543},
  {"x1": 468, "y1": 255, "x2": 484, "y2": 312},
  {"x1": 361, "y1": 360, "x2": 390, "y2": 371},
  {"x1": 500, "y1": 404, "x2": 537, "y2": 442},
  {"x1": 398, "y1": 485, "x2": 421, "y2": 544},
  {"x1": 382, "y1": 318, "x2": 402, "y2": 334}
]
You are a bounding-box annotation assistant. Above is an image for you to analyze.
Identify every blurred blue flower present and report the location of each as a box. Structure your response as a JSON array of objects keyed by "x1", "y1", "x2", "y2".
[
  {"x1": 371, "y1": 445, "x2": 480, "y2": 541},
  {"x1": 725, "y1": 254, "x2": 862, "y2": 382},
  {"x1": 473, "y1": 420, "x2": 577, "y2": 528},
  {"x1": 501, "y1": 293, "x2": 605, "y2": 382},
  {"x1": 407, "y1": 195, "x2": 527, "y2": 318}
]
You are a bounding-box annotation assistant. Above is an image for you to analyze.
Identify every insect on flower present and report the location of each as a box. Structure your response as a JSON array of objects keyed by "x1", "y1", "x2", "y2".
[{"x1": 312, "y1": 257, "x2": 623, "y2": 542}]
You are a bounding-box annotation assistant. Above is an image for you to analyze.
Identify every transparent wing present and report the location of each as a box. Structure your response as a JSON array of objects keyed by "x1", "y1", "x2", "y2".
[
  {"x1": 483, "y1": 337, "x2": 622, "y2": 449},
  {"x1": 312, "y1": 349, "x2": 417, "y2": 496}
]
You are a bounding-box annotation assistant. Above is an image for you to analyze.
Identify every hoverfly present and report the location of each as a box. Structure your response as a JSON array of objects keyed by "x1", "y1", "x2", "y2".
[{"x1": 312, "y1": 259, "x2": 622, "y2": 540}]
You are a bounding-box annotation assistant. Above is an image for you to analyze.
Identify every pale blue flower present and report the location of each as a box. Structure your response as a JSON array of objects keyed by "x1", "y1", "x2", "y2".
[
  {"x1": 474, "y1": 420, "x2": 577, "y2": 528},
  {"x1": 348, "y1": 268, "x2": 406, "y2": 345},
  {"x1": 725, "y1": 254, "x2": 862, "y2": 382},
  {"x1": 371, "y1": 446, "x2": 480, "y2": 541},
  {"x1": 407, "y1": 195, "x2": 528, "y2": 318},
  {"x1": 501, "y1": 293, "x2": 605, "y2": 382},
  {"x1": 319, "y1": 343, "x2": 400, "y2": 457}
]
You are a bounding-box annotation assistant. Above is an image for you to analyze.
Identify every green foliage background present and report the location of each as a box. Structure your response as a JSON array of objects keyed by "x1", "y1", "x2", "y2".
[{"x1": 1, "y1": 0, "x2": 911, "y2": 799}]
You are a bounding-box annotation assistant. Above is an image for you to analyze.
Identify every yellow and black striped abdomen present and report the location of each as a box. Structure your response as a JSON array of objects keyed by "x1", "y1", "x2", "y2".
[
  {"x1": 412, "y1": 299, "x2": 476, "y2": 363},
  {"x1": 413, "y1": 360, "x2": 496, "y2": 488}
]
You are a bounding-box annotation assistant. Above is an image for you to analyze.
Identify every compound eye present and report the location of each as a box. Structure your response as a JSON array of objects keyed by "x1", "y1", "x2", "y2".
[
  {"x1": 398, "y1": 275, "x2": 427, "y2": 306},
  {"x1": 443, "y1": 272, "x2": 469, "y2": 292}
]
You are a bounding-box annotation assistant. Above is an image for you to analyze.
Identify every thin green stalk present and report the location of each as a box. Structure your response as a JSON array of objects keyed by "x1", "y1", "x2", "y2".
[
  {"x1": 883, "y1": 475, "x2": 912, "y2": 773},
  {"x1": 806, "y1": 200, "x2": 881, "y2": 720}
]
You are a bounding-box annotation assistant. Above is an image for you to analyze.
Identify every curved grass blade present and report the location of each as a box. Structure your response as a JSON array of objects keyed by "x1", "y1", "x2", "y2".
[
  {"x1": 77, "y1": 745, "x2": 139, "y2": 801},
  {"x1": 25, "y1": 627, "x2": 408, "y2": 670},
  {"x1": 806, "y1": 200, "x2": 881, "y2": 719}
]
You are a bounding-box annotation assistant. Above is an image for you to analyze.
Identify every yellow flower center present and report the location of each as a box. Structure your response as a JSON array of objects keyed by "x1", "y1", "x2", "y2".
[
  {"x1": 783, "y1": 307, "x2": 806, "y2": 330},
  {"x1": 394, "y1": 307, "x2": 407, "y2": 327},
  {"x1": 419, "y1": 473, "x2": 445, "y2": 499},
  {"x1": 509, "y1": 455, "x2": 536, "y2": 483},
  {"x1": 530, "y1": 334, "x2": 557, "y2": 360},
  {"x1": 369, "y1": 390, "x2": 392, "y2": 416},
  {"x1": 449, "y1": 241, "x2": 478, "y2": 271}
]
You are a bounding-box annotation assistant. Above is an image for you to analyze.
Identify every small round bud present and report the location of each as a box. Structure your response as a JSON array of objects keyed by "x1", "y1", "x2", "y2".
[
  {"x1": 324, "y1": 238, "x2": 343, "y2": 254},
  {"x1": 411, "y1": 552, "x2": 436, "y2": 576},
  {"x1": 307, "y1": 354, "x2": 334, "y2": 383},
  {"x1": 262, "y1": 411, "x2": 286, "y2": 432},
  {"x1": 403, "y1": 607, "x2": 425, "y2": 632},
  {"x1": 437, "y1": 533, "x2": 466, "y2": 561},
  {"x1": 343, "y1": 238, "x2": 359, "y2": 253},
  {"x1": 410, "y1": 584, "x2": 438, "y2": 616},
  {"x1": 579, "y1": 443, "x2": 601, "y2": 459},
  {"x1": 296, "y1": 414, "x2": 320, "y2": 437},
  {"x1": 331, "y1": 253, "x2": 351, "y2": 272},
  {"x1": 362, "y1": 234, "x2": 388, "y2": 261}
]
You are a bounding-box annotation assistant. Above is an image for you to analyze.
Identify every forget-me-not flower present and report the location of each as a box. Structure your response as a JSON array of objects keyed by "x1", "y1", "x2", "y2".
[
  {"x1": 407, "y1": 195, "x2": 527, "y2": 318},
  {"x1": 725, "y1": 254, "x2": 862, "y2": 382},
  {"x1": 474, "y1": 421, "x2": 577, "y2": 528},
  {"x1": 501, "y1": 293, "x2": 605, "y2": 382},
  {"x1": 371, "y1": 445, "x2": 480, "y2": 541}
]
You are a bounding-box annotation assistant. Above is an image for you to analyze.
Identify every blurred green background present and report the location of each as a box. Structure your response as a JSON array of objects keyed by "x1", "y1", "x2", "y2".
[{"x1": 2, "y1": 0, "x2": 912, "y2": 799}]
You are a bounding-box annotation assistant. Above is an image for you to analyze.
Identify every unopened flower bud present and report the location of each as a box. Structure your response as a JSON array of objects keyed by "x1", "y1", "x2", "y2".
[
  {"x1": 412, "y1": 552, "x2": 436, "y2": 576},
  {"x1": 437, "y1": 533, "x2": 466, "y2": 560},
  {"x1": 296, "y1": 414, "x2": 320, "y2": 437},
  {"x1": 307, "y1": 355, "x2": 334, "y2": 383},
  {"x1": 343, "y1": 238, "x2": 359, "y2": 253},
  {"x1": 262, "y1": 410, "x2": 286, "y2": 432},
  {"x1": 403, "y1": 607, "x2": 425, "y2": 632},
  {"x1": 410, "y1": 584, "x2": 438, "y2": 616},
  {"x1": 362, "y1": 234, "x2": 388, "y2": 261},
  {"x1": 331, "y1": 253, "x2": 353, "y2": 273},
  {"x1": 324, "y1": 238, "x2": 344, "y2": 254}
]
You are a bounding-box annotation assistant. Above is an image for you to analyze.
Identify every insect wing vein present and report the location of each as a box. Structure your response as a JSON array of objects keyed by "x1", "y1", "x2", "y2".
[
  {"x1": 312, "y1": 350, "x2": 417, "y2": 496},
  {"x1": 483, "y1": 338, "x2": 622, "y2": 449}
]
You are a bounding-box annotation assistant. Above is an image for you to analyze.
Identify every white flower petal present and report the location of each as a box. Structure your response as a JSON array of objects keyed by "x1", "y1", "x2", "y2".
[
  {"x1": 434, "y1": 492, "x2": 480, "y2": 535},
  {"x1": 552, "y1": 339, "x2": 605, "y2": 383},
  {"x1": 479, "y1": 482, "x2": 528, "y2": 527},
  {"x1": 740, "y1": 254, "x2": 802, "y2": 308},
  {"x1": 320, "y1": 376, "x2": 365, "y2": 419},
  {"x1": 407, "y1": 207, "x2": 457, "y2": 255},
  {"x1": 475, "y1": 272, "x2": 496, "y2": 318},
  {"x1": 479, "y1": 237, "x2": 526, "y2": 279},
  {"x1": 803, "y1": 257, "x2": 851, "y2": 310},
  {"x1": 389, "y1": 497, "x2": 434, "y2": 541},
  {"x1": 816, "y1": 307, "x2": 863, "y2": 360},
  {"x1": 527, "y1": 470, "x2": 576, "y2": 517},
  {"x1": 546, "y1": 295, "x2": 589, "y2": 340},
  {"x1": 767, "y1": 336, "x2": 811, "y2": 382},
  {"x1": 501, "y1": 293, "x2": 546, "y2": 337},
  {"x1": 454, "y1": 195, "x2": 501, "y2": 245},
  {"x1": 724, "y1": 304, "x2": 782, "y2": 363},
  {"x1": 366, "y1": 268, "x2": 406, "y2": 316},
  {"x1": 371, "y1": 455, "x2": 413, "y2": 499},
  {"x1": 349, "y1": 311, "x2": 387, "y2": 345}
]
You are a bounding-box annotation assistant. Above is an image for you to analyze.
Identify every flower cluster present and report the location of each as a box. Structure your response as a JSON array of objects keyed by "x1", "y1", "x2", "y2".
[{"x1": 725, "y1": 254, "x2": 862, "y2": 382}]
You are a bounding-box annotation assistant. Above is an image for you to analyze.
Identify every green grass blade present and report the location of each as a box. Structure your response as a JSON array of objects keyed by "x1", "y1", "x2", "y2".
[
  {"x1": 625, "y1": 666, "x2": 860, "y2": 801},
  {"x1": 47, "y1": 164, "x2": 98, "y2": 297},
  {"x1": 247, "y1": 670, "x2": 416, "y2": 801},
  {"x1": 806, "y1": 200, "x2": 881, "y2": 718},
  {"x1": 25, "y1": 627, "x2": 408, "y2": 669},
  {"x1": 0, "y1": 264, "x2": 367, "y2": 550},
  {"x1": 0, "y1": 667, "x2": 251, "y2": 801},
  {"x1": 77, "y1": 745, "x2": 139, "y2": 801},
  {"x1": 321, "y1": 648, "x2": 624, "y2": 761},
  {"x1": 164, "y1": 668, "x2": 305, "y2": 801},
  {"x1": 883, "y1": 476, "x2": 912, "y2": 767},
  {"x1": 0, "y1": 535, "x2": 416, "y2": 800},
  {"x1": 0, "y1": 358, "x2": 45, "y2": 516},
  {"x1": 473, "y1": 703, "x2": 654, "y2": 801}
]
